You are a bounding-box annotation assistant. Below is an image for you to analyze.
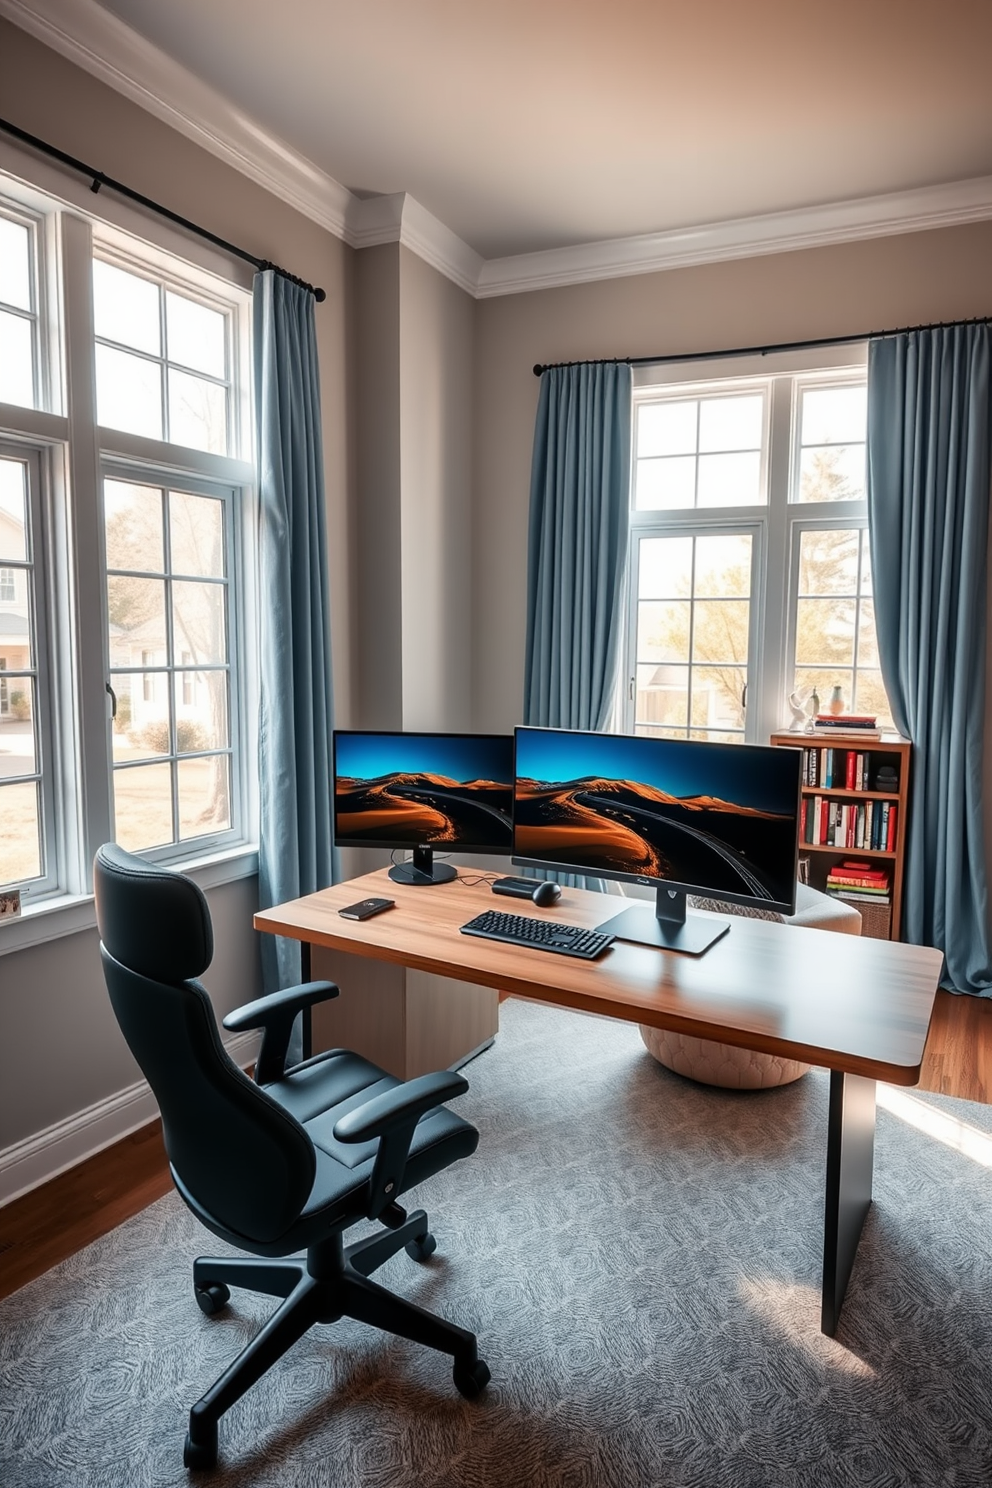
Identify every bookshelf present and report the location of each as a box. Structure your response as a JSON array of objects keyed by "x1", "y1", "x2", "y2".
[{"x1": 770, "y1": 732, "x2": 912, "y2": 941}]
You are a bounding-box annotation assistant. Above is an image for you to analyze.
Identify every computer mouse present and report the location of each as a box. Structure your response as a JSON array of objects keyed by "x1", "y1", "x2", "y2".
[{"x1": 532, "y1": 880, "x2": 561, "y2": 907}]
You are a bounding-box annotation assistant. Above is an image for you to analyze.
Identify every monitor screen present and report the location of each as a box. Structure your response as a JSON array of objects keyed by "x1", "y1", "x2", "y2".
[
  {"x1": 333, "y1": 732, "x2": 514, "y2": 861},
  {"x1": 512, "y1": 726, "x2": 802, "y2": 920}
]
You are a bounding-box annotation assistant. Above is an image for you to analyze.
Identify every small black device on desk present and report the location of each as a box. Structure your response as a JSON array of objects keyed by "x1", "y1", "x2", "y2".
[
  {"x1": 338, "y1": 897, "x2": 395, "y2": 920},
  {"x1": 492, "y1": 876, "x2": 561, "y2": 907},
  {"x1": 460, "y1": 908, "x2": 612, "y2": 960}
]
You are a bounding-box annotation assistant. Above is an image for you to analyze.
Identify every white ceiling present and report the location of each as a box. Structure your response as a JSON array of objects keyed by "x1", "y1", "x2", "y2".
[{"x1": 67, "y1": 0, "x2": 992, "y2": 262}]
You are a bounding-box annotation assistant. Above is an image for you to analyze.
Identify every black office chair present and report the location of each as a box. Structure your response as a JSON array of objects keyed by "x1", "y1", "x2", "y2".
[{"x1": 93, "y1": 843, "x2": 489, "y2": 1470}]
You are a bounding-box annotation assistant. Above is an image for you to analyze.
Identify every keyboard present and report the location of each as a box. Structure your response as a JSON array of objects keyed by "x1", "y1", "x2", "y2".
[{"x1": 459, "y1": 908, "x2": 614, "y2": 960}]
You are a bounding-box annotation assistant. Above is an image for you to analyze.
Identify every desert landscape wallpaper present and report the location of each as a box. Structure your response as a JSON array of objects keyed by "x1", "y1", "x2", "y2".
[
  {"x1": 334, "y1": 733, "x2": 513, "y2": 850},
  {"x1": 514, "y1": 729, "x2": 801, "y2": 905}
]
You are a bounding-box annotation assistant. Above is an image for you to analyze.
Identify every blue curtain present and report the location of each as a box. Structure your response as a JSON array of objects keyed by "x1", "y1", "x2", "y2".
[
  {"x1": 867, "y1": 323, "x2": 992, "y2": 994},
  {"x1": 524, "y1": 362, "x2": 632, "y2": 730},
  {"x1": 253, "y1": 271, "x2": 336, "y2": 995}
]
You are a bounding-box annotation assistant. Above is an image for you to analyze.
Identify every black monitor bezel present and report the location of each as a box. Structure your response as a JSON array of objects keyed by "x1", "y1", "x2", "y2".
[
  {"x1": 332, "y1": 729, "x2": 514, "y2": 856},
  {"x1": 511, "y1": 725, "x2": 802, "y2": 917}
]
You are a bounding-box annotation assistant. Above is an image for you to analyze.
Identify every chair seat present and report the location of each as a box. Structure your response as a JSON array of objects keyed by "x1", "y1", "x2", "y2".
[{"x1": 177, "y1": 1046, "x2": 479, "y2": 1257}]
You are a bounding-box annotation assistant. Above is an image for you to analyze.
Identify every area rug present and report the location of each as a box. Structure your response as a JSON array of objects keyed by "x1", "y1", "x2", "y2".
[{"x1": 2, "y1": 998, "x2": 991, "y2": 1487}]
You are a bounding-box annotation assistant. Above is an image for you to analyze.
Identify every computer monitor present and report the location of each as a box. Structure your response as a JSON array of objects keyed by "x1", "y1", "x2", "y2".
[
  {"x1": 512, "y1": 726, "x2": 802, "y2": 954},
  {"x1": 333, "y1": 731, "x2": 514, "y2": 885}
]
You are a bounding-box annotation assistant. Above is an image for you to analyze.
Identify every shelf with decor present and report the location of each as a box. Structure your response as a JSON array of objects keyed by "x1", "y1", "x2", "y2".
[{"x1": 770, "y1": 732, "x2": 912, "y2": 941}]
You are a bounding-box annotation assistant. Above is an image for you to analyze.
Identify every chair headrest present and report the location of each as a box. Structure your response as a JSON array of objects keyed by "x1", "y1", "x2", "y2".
[{"x1": 94, "y1": 843, "x2": 213, "y2": 982}]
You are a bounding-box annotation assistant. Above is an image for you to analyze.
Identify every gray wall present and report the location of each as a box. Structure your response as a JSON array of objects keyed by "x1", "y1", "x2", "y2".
[{"x1": 471, "y1": 222, "x2": 992, "y2": 730}]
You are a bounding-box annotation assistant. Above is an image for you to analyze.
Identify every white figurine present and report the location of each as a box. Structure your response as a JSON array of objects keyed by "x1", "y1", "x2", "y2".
[{"x1": 787, "y1": 691, "x2": 807, "y2": 731}]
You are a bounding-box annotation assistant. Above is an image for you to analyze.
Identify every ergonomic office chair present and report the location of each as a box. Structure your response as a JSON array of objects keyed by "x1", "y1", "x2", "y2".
[{"x1": 93, "y1": 843, "x2": 489, "y2": 1471}]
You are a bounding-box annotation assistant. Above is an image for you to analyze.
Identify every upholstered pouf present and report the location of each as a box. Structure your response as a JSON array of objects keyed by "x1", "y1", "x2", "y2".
[{"x1": 639, "y1": 884, "x2": 862, "y2": 1090}]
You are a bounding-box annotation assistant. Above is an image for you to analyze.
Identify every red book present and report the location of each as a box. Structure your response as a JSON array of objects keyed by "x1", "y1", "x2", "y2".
[
  {"x1": 845, "y1": 751, "x2": 856, "y2": 789},
  {"x1": 887, "y1": 803, "x2": 898, "y2": 851},
  {"x1": 841, "y1": 860, "x2": 888, "y2": 878}
]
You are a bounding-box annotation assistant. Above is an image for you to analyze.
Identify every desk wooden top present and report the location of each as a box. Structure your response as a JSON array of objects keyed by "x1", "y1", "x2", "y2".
[{"x1": 255, "y1": 869, "x2": 944, "y2": 1085}]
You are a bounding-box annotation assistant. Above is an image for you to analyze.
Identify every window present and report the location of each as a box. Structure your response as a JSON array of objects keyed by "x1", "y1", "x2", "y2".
[
  {"x1": 0, "y1": 180, "x2": 255, "y2": 906},
  {"x1": 625, "y1": 350, "x2": 892, "y2": 746}
]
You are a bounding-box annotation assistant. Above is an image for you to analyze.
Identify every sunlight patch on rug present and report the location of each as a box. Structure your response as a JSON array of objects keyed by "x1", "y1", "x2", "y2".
[{"x1": 878, "y1": 1084, "x2": 992, "y2": 1167}]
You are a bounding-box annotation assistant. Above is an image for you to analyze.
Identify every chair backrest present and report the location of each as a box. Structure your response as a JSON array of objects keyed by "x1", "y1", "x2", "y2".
[{"x1": 94, "y1": 844, "x2": 315, "y2": 1244}]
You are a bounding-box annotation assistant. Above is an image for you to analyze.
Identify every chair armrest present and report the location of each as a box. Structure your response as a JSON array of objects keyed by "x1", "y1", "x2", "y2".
[
  {"x1": 223, "y1": 981, "x2": 339, "y2": 1085},
  {"x1": 334, "y1": 1070, "x2": 469, "y2": 1220}
]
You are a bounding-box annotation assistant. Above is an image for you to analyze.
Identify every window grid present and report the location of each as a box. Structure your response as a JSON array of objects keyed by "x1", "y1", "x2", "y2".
[
  {"x1": 0, "y1": 452, "x2": 45, "y2": 888},
  {"x1": 0, "y1": 206, "x2": 40, "y2": 411}
]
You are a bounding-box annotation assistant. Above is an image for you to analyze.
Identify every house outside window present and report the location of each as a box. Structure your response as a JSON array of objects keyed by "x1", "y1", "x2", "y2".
[
  {"x1": 623, "y1": 347, "x2": 892, "y2": 747},
  {"x1": 0, "y1": 179, "x2": 255, "y2": 905}
]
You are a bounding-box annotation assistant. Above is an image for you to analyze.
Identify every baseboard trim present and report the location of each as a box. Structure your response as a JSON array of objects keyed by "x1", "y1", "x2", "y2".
[{"x1": 0, "y1": 1030, "x2": 258, "y2": 1206}]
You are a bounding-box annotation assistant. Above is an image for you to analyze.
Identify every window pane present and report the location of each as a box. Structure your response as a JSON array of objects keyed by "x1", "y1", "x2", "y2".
[
  {"x1": 798, "y1": 445, "x2": 866, "y2": 502},
  {"x1": 854, "y1": 669, "x2": 892, "y2": 726},
  {"x1": 636, "y1": 663, "x2": 688, "y2": 728},
  {"x1": 691, "y1": 601, "x2": 750, "y2": 665},
  {"x1": 174, "y1": 670, "x2": 228, "y2": 752},
  {"x1": 796, "y1": 596, "x2": 856, "y2": 666},
  {"x1": 698, "y1": 395, "x2": 762, "y2": 453},
  {"x1": 168, "y1": 369, "x2": 228, "y2": 454},
  {"x1": 0, "y1": 309, "x2": 34, "y2": 407},
  {"x1": 638, "y1": 400, "x2": 697, "y2": 457},
  {"x1": 173, "y1": 581, "x2": 226, "y2": 665},
  {"x1": 638, "y1": 538, "x2": 692, "y2": 599},
  {"x1": 857, "y1": 601, "x2": 879, "y2": 667},
  {"x1": 690, "y1": 666, "x2": 746, "y2": 730},
  {"x1": 797, "y1": 529, "x2": 859, "y2": 595},
  {"x1": 166, "y1": 292, "x2": 226, "y2": 378},
  {"x1": 96, "y1": 344, "x2": 163, "y2": 439},
  {"x1": 104, "y1": 481, "x2": 164, "y2": 572},
  {"x1": 693, "y1": 534, "x2": 752, "y2": 597},
  {"x1": 634, "y1": 455, "x2": 695, "y2": 510},
  {"x1": 93, "y1": 259, "x2": 160, "y2": 355},
  {"x1": 0, "y1": 781, "x2": 41, "y2": 883},
  {"x1": 111, "y1": 670, "x2": 171, "y2": 762},
  {"x1": 801, "y1": 385, "x2": 867, "y2": 445},
  {"x1": 114, "y1": 762, "x2": 174, "y2": 850},
  {"x1": 178, "y1": 755, "x2": 231, "y2": 840},
  {"x1": 106, "y1": 576, "x2": 167, "y2": 668},
  {"x1": 637, "y1": 601, "x2": 690, "y2": 663},
  {"x1": 0, "y1": 676, "x2": 36, "y2": 772},
  {"x1": 169, "y1": 491, "x2": 225, "y2": 578},
  {"x1": 0, "y1": 218, "x2": 32, "y2": 311},
  {"x1": 0, "y1": 458, "x2": 28, "y2": 561},
  {"x1": 697, "y1": 451, "x2": 762, "y2": 507}
]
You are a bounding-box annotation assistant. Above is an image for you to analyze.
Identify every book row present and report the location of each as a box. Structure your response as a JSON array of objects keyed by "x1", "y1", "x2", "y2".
[
  {"x1": 800, "y1": 796, "x2": 898, "y2": 851},
  {"x1": 801, "y1": 745, "x2": 898, "y2": 793}
]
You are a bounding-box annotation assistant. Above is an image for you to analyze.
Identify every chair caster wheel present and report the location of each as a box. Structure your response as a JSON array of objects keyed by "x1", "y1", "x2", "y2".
[
  {"x1": 183, "y1": 1428, "x2": 218, "y2": 1470},
  {"x1": 453, "y1": 1357, "x2": 491, "y2": 1399},
  {"x1": 405, "y1": 1232, "x2": 437, "y2": 1262},
  {"x1": 195, "y1": 1283, "x2": 230, "y2": 1316}
]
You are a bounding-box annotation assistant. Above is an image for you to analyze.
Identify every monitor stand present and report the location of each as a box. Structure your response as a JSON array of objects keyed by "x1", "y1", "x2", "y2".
[
  {"x1": 596, "y1": 886, "x2": 730, "y2": 956},
  {"x1": 388, "y1": 844, "x2": 456, "y2": 887}
]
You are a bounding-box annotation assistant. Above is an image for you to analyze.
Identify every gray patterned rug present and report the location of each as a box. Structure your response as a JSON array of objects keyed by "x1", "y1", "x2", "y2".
[{"x1": 2, "y1": 998, "x2": 992, "y2": 1488}]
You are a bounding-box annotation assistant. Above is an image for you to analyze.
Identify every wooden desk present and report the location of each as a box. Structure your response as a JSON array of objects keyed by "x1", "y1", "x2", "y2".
[{"x1": 256, "y1": 868, "x2": 944, "y2": 1335}]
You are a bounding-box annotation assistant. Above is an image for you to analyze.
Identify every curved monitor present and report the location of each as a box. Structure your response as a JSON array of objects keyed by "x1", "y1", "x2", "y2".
[
  {"x1": 512, "y1": 726, "x2": 802, "y2": 953},
  {"x1": 333, "y1": 731, "x2": 513, "y2": 885}
]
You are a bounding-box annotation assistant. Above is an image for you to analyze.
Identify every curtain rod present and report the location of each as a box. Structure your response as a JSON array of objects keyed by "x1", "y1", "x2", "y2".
[
  {"x1": 531, "y1": 316, "x2": 992, "y2": 376},
  {"x1": 0, "y1": 115, "x2": 326, "y2": 303}
]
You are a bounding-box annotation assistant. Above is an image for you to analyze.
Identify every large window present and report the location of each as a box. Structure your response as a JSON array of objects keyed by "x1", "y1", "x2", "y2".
[
  {"x1": 0, "y1": 178, "x2": 255, "y2": 908},
  {"x1": 625, "y1": 350, "x2": 892, "y2": 746}
]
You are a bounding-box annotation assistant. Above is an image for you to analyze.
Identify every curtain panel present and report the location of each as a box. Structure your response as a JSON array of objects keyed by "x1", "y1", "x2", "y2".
[
  {"x1": 253, "y1": 271, "x2": 336, "y2": 995},
  {"x1": 867, "y1": 323, "x2": 992, "y2": 995},
  {"x1": 523, "y1": 362, "x2": 632, "y2": 731}
]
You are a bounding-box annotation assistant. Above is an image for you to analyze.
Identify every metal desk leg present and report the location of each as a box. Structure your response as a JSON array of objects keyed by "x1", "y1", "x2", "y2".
[{"x1": 822, "y1": 1070, "x2": 876, "y2": 1335}]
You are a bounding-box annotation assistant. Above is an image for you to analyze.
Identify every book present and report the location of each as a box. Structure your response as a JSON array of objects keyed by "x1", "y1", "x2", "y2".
[
  {"x1": 814, "y1": 714, "x2": 877, "y2": 727},
  {"x1": 809, "y1": 727, "x2": 883, "y2": 741}
]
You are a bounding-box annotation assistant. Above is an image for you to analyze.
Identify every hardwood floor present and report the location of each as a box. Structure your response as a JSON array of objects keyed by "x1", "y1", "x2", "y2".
[{"x1": 2, "y1": 988, "x2": 991, "y2": 1303}]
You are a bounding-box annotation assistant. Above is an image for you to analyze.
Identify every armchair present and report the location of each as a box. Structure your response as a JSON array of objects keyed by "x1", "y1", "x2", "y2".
[{"x1": 93, "y1": 844, "x2": 489, "y2": 1471}]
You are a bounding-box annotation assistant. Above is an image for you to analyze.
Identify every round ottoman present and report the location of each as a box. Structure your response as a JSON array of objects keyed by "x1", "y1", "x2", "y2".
[{"x1": 639, "y1": 885, "x2": 862, "y2": 1089}]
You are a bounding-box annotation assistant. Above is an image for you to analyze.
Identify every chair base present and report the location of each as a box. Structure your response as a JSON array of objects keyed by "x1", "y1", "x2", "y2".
[{"x1": 184, "y1": 1206, "x2": 489, "y2": 1470}]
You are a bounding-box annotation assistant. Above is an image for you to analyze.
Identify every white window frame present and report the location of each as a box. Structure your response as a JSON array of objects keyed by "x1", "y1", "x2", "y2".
[
  {"x1": 0, "y1": 164, "x2": 258, "y2": 940},
  {"x1": 624, "y1": 345, "x2": 871, "y2": 746}
]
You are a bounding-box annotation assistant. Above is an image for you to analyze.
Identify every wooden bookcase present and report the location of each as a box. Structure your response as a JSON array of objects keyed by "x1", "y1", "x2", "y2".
[{"x1": 770, "y1": 732, "x2": 912, "y2": 941}]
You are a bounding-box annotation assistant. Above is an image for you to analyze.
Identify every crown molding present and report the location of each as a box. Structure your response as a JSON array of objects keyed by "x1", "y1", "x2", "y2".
[
  {"x1": 476, "y1": 176, "x2": 992, "y2": 297},
  {"x1": 4, "y1": 0, "x2": 992, "y2": 303},
  {"x1": 0, "y1": 0, "x2": 353, "y2": 239},
  {"x1": 347, "y1": 192, "x2": 483, "y2": 296}
]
